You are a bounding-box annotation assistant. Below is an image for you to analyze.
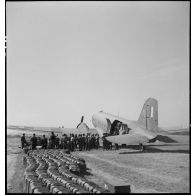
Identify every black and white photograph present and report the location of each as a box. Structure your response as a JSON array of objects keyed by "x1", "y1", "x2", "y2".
[{"x1": 6, "y1": 1, "x2": 190, "y2": 193}]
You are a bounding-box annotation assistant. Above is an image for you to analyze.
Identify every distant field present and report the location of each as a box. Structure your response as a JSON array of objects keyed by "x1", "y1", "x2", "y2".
[
  {"x1": 163, "y1": 128, "x2": 189, "y2": 135},
  {"x1": 7, "y1": 127, "x2": 98, "y2": 137}
]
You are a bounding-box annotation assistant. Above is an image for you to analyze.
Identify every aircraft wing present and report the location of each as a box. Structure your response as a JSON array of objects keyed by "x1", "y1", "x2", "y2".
[{"x1": 105, "y1": 133, "x2": 149, "y2": 145}]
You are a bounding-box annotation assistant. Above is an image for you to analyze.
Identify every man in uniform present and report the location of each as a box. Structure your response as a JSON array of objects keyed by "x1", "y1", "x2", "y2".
[
  {"x1": 50, "y1": 132, "x2": 56, "y2": 149},
  {"x1": 78, "y1": 134, "x2": 82, "y2": 151},
  {"x1": 74, "y1": 134, "x2": 78, "y2": 150},
  {"x1": 95, "y1": 134, "x2": 99, "y2": 149},
  {"x1": 30, "y1": 133, "x2": 37, "y2": 150},
  {"x1": 85, "y1": 134, "x2": 90, "y2": 150},
  {"x1": 41, "y1": 134, "x2": 48, "y2": 149},
  {"x1": 21, "y1": 133, "x2": 28, "y2": 149},
  {"x1": 82, "y1": 134, "x2": 86, "y2": 150},
  {"x1": 61, "y1": 134, "x2": 65, "y2": 149},
  {"x1": 55, "y1": 135, "x2": 60, "y2": 149},
  {"x1": 102, "y1": 133, "x2": 106, "y2": 150},
  {"x1": 70, "y1": 134, "x2": 75, "y2": 151}
]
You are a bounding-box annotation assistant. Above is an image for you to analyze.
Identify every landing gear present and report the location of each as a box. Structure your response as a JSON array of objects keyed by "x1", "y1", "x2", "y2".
[
  {"x1": 115, "y1": 144, "x2": 119, "y2": 150},
  {"x1": 139, "y1": 143, "x2": 144, "y2": 152}
]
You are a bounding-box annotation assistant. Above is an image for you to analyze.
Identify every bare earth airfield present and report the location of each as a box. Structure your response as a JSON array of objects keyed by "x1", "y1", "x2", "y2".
[{"x1": 7, "y1": 127, "x2": 189, "y2": 193}]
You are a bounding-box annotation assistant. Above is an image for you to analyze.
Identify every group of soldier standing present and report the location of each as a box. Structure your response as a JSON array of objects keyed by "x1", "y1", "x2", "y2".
[{"x1": 21, "y1": 132, "x2": 100, "y2": 151}]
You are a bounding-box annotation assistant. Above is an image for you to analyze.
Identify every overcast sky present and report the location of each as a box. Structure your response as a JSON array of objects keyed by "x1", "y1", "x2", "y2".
[{"x1": 7, "y1": 1, "x2": 189, "y2": 128}]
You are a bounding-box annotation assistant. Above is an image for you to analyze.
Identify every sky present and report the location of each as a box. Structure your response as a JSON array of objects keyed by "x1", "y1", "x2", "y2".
[{"x1": 7, "y1": 1, "x2": 190, "y2": 128}]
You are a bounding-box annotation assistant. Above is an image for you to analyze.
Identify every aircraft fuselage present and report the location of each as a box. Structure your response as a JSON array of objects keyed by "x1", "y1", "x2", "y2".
[{"x1": 92, "y1": 111, "x2": 157, "y2": 145}]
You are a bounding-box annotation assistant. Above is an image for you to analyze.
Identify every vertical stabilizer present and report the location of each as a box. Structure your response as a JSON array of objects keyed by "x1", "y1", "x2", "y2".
[{"x1": 138, "y1": 98, "x2": 158, "y2": 132}]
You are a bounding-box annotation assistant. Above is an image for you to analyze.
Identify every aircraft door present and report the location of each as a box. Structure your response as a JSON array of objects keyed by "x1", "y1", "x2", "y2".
[{"x1": 106, "y1": 118, "x2": 112, "y2": 134}]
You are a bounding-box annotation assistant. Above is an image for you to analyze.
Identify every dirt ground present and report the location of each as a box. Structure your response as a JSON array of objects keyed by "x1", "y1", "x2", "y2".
[
  {"x1": 7, "y1": 136, "x2": 25, "y2": 193},
  {"x1": 73, "y1": 133, "x2": 190, "y2": 193},
  {"x1": 73, "y1": 149, "x2": 189, "y2": 193},
  {"x1": 6, "y1": 131, "x2": 190, "y2": 193}
]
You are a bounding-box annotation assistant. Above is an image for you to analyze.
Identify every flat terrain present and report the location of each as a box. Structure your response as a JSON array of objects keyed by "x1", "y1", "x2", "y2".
[{"x1": 7, "y1": 128, "x2": 190, "y2": 193}]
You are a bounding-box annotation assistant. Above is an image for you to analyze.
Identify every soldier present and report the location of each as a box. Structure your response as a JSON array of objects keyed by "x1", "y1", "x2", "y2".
[
  {"x1": 91, "y1": 134, "x2": 94, "y2": 149},
  {"x1": 85, "y1": 133, "x2": 89, "y2": 150},
  {"x1": 50, "y1": 132, "x2": 56, "y2": 149},
  {"x1": 95, "y1": 134, "x2": 100, "y2": 149},
  {"x1": 55, "y1": 135, "x2": 60, "y2": 149},
  {"x1": 88, "y1": 134, "x2": 92, "y2": 149},
  {"x1": 21, "y1": 133, "x2": 28, "y2": 149},
  {"x1": 104, "y1": 134, "x2": 112, "y2": 150},
  {"x1": 114, "y1": 143, "x2": 119, "y2": 150},
  {"x1": 30, "y1": 133, "x2": 37, "y2": 150},
  {"x1": 74, "y1": 134, "x2": 78, "y2": 150},
  {"x1": 61, "y1": 134, "x2": 65, "y2": 149},
  {"x1": 82, "y1": 134, "x2": 86, "y2": 150},
  {"x1": 66, "y1": 135, "x2": 71, "y2": 151},
  {"x1": 70, "y1": 134, "x2": 75, "y2": 151},
  {"x1": 114, "y1": 122, "x2": 121, "y2": 135},
  {"x1": 102, "y1": 133, "x2": 106, "y2": 150},
  {"x1": 78, "y1": 134, "x2": 82, "y2": 151},
  {"x1": 139, "y1": 143, "x2": 144, "y2": 151},
  {"x1": 41, "y1": 134, "x2": 48, "y2": 149}
]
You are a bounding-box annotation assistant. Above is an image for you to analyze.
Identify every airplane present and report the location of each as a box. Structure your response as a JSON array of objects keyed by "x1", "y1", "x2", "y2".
[{"x1": 91, "y1": 97, "x2": 159, "y2": 148}]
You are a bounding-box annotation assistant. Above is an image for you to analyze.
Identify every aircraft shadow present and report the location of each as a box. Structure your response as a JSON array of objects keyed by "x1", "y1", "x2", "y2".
[
  {"x1": 156, "y1": 135, "x2": 178, "y2": 143},
  {"x1": 119, "y1": 147, "x2": 189, "y2": 154}
]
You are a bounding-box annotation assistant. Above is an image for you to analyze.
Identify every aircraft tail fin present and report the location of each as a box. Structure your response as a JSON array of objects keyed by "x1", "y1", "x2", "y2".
[{"x1": 138, "y1": 98, "x2": 158, "y2": 132}]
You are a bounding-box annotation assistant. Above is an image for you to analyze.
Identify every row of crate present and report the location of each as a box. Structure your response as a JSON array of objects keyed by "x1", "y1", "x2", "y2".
[
  {"x1": 24, "y1": 151, "x2": 89, "y2": 193},
  {"x1": 23, "y1": 149, "x2": 106, "y2": 193},
  {"x1": 32, "y1": 149, "x2": 86, "y2": 174},
  {"x1": 39, "y1": 150, "x2": 102, "y2": 193},
  {"x1": 24, "y1": 156, "x2": 51, "y2": 193}
]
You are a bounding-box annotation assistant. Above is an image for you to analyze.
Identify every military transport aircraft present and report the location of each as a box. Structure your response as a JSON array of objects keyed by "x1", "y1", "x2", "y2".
[{"x1": 92, "y1": 98, "x2": 159, "y2": 146}]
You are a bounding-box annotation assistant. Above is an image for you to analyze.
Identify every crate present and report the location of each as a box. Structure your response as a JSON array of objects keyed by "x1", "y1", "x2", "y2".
[{"x1": 104, "y1": 180, "x2": 131, "y2": 193}]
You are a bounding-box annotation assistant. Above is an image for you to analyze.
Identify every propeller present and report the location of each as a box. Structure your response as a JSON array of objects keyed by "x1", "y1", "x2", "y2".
[
  {"x1": 81, "y1": 116, "x2": 84, "y2": 123},
  {"x1": 76, "y1": 116, "x2": 84, "y2": 129}
]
